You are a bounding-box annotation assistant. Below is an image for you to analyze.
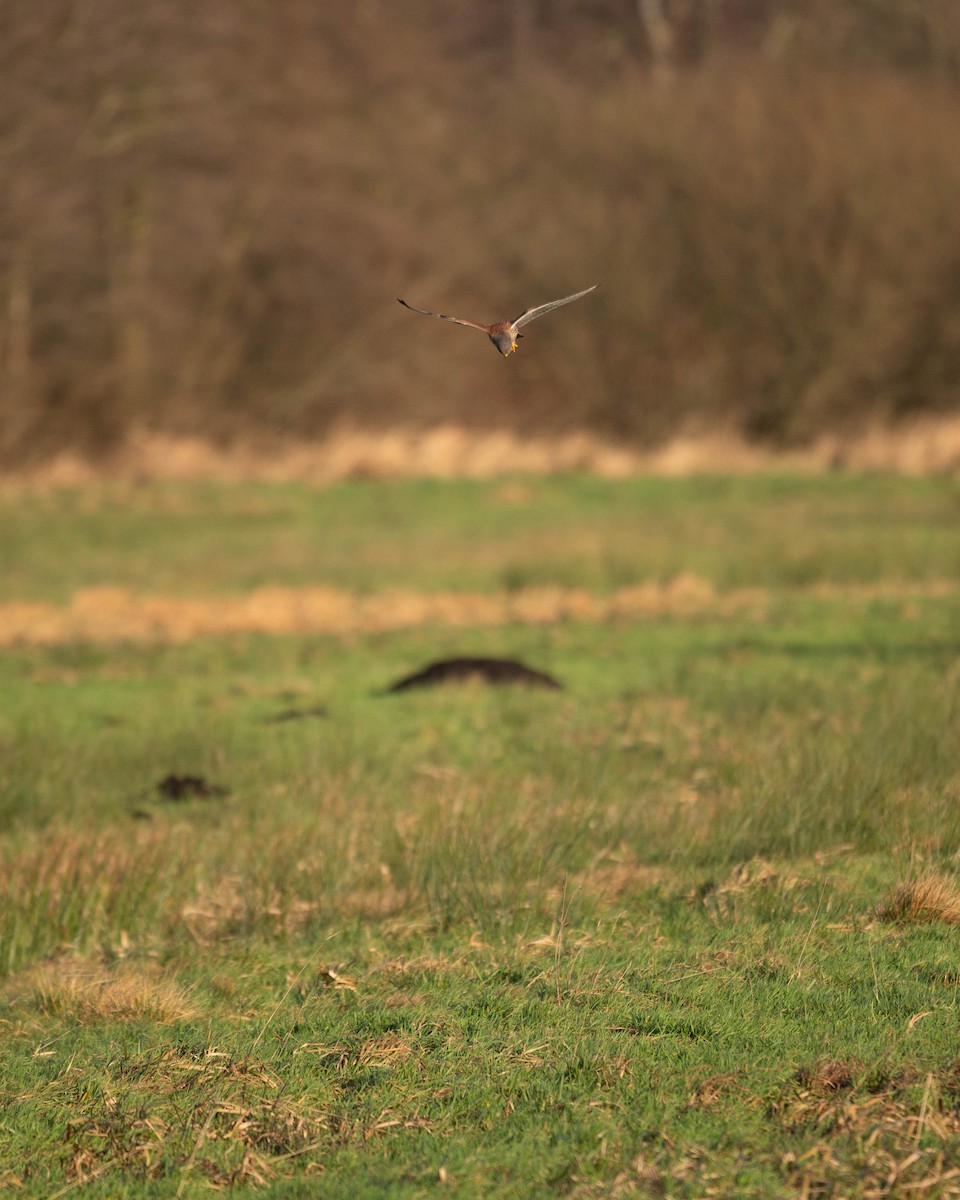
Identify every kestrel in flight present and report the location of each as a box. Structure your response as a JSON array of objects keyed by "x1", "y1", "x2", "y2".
[{"x1": 398, "y1": 284, "x2": 598, "y2": 357}]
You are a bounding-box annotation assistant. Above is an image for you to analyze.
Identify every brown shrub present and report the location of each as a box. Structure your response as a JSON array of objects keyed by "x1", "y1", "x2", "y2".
[{"x1": 1, "y1": 3, "x2": 960, "y2": 466}]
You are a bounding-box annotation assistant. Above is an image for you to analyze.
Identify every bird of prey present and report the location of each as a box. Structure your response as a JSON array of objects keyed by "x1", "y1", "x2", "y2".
[{"x1": 397, "y1": 284, "x2": 597, "y2": 357}]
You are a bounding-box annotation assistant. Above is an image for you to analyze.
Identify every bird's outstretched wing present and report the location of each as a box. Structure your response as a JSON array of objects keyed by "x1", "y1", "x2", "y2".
[
  {"x1": 511, "y1": 285, "x2": 598, "y2": 329},
  {"x1": 398, "y1": 299, "x2": 490, "y2": 332}
]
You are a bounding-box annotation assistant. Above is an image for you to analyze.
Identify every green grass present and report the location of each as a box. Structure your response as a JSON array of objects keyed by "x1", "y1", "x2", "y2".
[
  {"x1": 1, "y1": 474, "x2": 960, "y2": 1196},
  {"x1": 2, "y1": 474, "x2": 959, "y2": 601}
]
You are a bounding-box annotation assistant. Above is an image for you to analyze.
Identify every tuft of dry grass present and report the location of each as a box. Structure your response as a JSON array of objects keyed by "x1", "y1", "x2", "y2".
[
  {"x1": 56, "y1": 1045, "x2": 332, "y2": 1188},
  {"x1": 13, "y1": 957, "x2": 196, "y2": 1023},
  {"x1": 878, "y1": 872, "x2": 960, "y2": 925},
  {"x1": 776, "y1": 1075, "x2": 960, "y2": 1199},
  {"x1": 795, "y1": 1057, "x2": 859, "y2": 1095},
  {"x1": 571, "y1": 845, "x2": 670, "y2": 905}
]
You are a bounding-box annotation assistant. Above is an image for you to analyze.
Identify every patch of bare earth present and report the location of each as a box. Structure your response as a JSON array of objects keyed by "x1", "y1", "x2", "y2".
[{"x1": 4, "y1": 417, "x2": 960, "y2": 491}]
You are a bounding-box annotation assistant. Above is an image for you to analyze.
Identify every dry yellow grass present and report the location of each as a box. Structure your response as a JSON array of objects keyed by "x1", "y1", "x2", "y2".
[
  {"x1": 570, "y1": 846, "x2": 671, "y2": 904},
  {"x1": 0, "y1": 576, "x2": 744, "y2": 645},
  {"x1": 1, "y1": 577, "x2": 955, "y2": 647},
  {"x1": 878, "y1": 872, "x2": 960, "y2": 926},
  {"x1": 14, "y1": 957, "x2": 196, "y2": 1023},
  {"x1": 4, "y1": 418, "x2": 960, "y2": 493}
]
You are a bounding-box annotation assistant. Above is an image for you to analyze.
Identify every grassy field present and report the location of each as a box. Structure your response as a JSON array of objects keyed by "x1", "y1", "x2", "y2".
[
  {"x1": 1, "y1": 474, "x2": 960, "y2": 1197},
  {"x1": 3, "y1": 473, "x2": 959, "y2": 601}
]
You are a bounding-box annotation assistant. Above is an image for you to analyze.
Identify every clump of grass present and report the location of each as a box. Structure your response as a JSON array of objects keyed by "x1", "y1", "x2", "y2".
[
  {"x1": 878, "y1": 871, "x2": 960, "y2": 925},
  {"x1": 14, "y1": 957, "x2": 197, "y2": 1023},
  {"x1": 795, "y1": 1057, "x2": 859, "y2": 1094},
  {"x1": 570, "y1": 846, "x2": 671, "y2": 904}
]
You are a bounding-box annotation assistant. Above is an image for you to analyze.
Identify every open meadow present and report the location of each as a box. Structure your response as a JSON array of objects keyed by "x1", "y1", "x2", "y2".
[{"x1": 2, "y1": 472, "x2": 960, "y2": 1197}]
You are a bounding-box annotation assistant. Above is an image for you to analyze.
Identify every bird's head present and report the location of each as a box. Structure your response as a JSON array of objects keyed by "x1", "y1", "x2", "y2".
[{"x1": 490, "y1": 329, "x2": 517, "y2": 357}]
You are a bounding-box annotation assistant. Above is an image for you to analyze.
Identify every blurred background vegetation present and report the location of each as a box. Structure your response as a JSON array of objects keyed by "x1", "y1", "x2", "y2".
[{"x1": 2, "y1": 0, "x2": 960, "y2": 467}]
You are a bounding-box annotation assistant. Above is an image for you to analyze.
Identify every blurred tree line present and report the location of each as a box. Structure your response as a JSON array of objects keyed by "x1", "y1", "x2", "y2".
[{"x1": 2, "y1": 0, "x2": 959, "y2": 464}]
